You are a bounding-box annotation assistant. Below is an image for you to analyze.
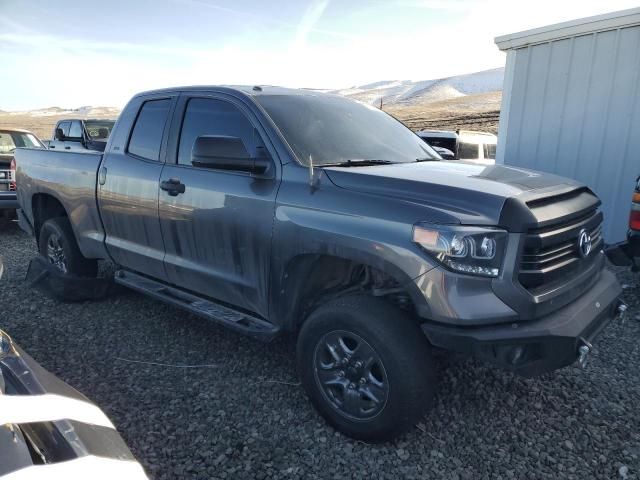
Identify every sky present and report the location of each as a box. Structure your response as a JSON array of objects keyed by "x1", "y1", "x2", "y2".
[{"x1": 1, "y1": 0, "x2": 639, "y2": 110}]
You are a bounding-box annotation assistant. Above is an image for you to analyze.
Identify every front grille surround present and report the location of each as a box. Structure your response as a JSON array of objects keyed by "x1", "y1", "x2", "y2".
[{"x1": 518, "y1": 208, "x2": 603, "y2": 292}]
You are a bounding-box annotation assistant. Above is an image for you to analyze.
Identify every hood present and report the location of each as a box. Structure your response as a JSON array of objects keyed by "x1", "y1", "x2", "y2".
[{"x1": 323, "y1": 161, "x2": 583, "y2": 226}]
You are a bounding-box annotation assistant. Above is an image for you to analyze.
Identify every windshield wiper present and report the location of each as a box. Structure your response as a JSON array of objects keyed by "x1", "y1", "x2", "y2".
[
  {"x1": 415, "y1": 157, "x2": 439, "y2": 162},
  {"x1": 323, "y1": 159, "x2": 396, "y2": 167}
]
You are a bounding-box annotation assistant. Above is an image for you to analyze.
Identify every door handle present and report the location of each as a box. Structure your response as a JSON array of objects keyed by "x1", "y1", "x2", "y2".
[
  {"x1": 64, "y1": 146, "x2": 71, "y2": 150},
  {"x1": 160, "y1": 178, "x2": 186, "y2": 196},
  {"x1": 49, "y1": 145, "x2": 55, "y2": 149}
]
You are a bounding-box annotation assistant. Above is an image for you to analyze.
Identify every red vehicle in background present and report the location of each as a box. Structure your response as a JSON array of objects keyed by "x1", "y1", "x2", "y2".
[{"x1": 607, "y1": 176, "x2": 640, "y2": 271}]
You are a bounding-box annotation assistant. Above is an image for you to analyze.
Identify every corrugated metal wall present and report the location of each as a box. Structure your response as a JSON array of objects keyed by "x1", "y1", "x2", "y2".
[{"x1": 497, "y1": 25, "x2": 640, "y2": 243}]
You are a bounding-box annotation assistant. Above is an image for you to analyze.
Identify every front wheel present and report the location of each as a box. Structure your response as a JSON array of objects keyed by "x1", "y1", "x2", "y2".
[
  {"x1": 38, "y1": 217, "x2": 98, "y2": 277},
  {"x1": 297, "y1": 295, "x2": 437, "y2": 442}
]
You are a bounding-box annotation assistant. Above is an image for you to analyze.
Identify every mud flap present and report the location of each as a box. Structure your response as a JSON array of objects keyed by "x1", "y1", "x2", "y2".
[
  {"x1": 25, "y1": 256, "x2": 120, "y2": 302},
  {"x1": 605, "y1": 243, "x2": 633, "y2": 267}
]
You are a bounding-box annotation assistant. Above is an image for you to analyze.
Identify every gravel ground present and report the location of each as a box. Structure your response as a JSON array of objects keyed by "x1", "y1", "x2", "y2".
[{"x1": 1, "y1": 221, "x2": 639, "y2": 479}]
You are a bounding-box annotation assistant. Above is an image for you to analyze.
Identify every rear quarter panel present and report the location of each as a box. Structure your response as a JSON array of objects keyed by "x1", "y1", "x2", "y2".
[{"x1": 15, "y1": 148, "x2": 107, "y2": 259}]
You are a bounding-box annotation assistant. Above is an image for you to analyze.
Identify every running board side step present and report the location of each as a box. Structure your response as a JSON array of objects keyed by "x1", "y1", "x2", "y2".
[{"x1": 114, "y1": 270, "x2": 280, "y2": 341}]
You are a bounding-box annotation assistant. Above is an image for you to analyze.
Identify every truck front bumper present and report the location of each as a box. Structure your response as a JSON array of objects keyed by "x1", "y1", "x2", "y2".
[
  {"x1": 0, "y1": 192, "x2": 18, "y2": 211},
  {"x1": 420, "y1": 269, "x2": 623, "y2": 377}
]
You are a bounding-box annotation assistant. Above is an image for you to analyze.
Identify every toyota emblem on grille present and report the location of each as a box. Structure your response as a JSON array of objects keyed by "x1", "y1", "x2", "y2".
[{"x1": 578, "y1": 229, "x2": 592, "y2": 258}]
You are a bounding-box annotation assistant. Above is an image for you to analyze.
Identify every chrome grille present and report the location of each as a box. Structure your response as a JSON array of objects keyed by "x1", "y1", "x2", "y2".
[
  {"x1": 0, "y1": 169, "x2": 14, "y2": 191},
  {"x1": 519, "y1": 209, "x2": 603, "y2": 290}
]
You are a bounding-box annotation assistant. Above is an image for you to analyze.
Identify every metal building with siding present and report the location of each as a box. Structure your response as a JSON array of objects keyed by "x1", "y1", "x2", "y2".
[{"x1": 495, "y1": 8, "x2": 640, "y2": 243}]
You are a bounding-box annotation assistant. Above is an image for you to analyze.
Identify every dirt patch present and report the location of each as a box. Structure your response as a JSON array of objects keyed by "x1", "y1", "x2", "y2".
[{"x1": 386, "y1": 91, "x2": 502, "y2": 134}]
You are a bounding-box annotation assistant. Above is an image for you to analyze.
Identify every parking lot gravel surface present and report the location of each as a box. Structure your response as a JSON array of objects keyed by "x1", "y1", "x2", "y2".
[{"x1": 1, "y1": 221, "x2": 639, "y2": 479}]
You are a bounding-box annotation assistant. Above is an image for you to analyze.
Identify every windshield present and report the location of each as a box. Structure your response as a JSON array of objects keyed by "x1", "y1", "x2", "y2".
[
  {"x1": 0, "y1": 131, "x2": 43, "y2": 154},
  {"x1": 255, "y1": 94, "x2": 438, "y2": 166},
  {"x1": 85, "y1": 120, "x2": 115, "y2": 140}
]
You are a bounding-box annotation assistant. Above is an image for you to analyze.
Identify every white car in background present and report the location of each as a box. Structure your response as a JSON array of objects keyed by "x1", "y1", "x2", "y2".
[{"x1": 417, "y1": 129, "x2": 497, "y2": 165}]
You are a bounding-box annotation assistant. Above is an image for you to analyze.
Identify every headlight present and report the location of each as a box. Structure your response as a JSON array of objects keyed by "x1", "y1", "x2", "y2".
[{"x1": 413, "y1": 224, "x2": 507, "y2": 277}]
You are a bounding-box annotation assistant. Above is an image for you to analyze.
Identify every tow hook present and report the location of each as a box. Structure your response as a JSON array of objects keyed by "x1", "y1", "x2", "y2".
[
  {"x1": 577, "y1": 338, "x2": 593, "y2": 369},
  {"x1": 577, "y1": 302, "x2": 628, "y2": 370},
  {"x1": 617, "y1": 302, "x2": 628, "y2": 325}
]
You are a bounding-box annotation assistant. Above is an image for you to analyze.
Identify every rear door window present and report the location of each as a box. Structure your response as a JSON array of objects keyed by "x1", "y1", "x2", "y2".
[
  {"x1": 128, "y1": 99, "x2": 171, "y2": 161},
  {"x1": 457, "y1": 142, "x2": 479, "y2": 160},
  {"x1": 484, "y1": 143, "x2": 496, "y2": 160},
  {"x1": 68, "y1": 121, "x2": 83, "y2": 140},
  {"x1": 0, "y1": 133, "x2": 16, "y2": 154}
]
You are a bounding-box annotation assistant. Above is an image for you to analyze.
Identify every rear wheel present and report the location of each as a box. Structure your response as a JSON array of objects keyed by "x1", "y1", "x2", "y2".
[
  {"x1": 38, "y1": 217, "x2": 97, "y2": 277},
  {"x1": 297, "y1": 294, "x2": 437, "y2": 441}
]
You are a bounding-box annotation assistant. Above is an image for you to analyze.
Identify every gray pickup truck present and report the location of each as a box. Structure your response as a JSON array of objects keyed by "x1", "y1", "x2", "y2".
[{"x1": 15, "y1": 86, "x2": 624, "y2": 441}]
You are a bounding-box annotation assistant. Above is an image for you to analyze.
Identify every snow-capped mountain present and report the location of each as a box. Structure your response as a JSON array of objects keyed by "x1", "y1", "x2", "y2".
[{"x1": 330, "y1": 67, "x2": 504, "y2": 107}]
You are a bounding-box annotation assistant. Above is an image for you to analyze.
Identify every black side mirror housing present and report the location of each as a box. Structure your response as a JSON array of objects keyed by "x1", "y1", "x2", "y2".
[
  {"x1": 192, "y1": 136, "x2": 271, "y2": 176},
  {"x1": 55, "y1": 128, "x2": 65, "y2": 141}
]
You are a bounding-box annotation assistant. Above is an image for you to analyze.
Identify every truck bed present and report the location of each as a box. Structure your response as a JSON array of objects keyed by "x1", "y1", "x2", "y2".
[{"x1": 15, "y1": 148, "x2": 107, "y2": 260}]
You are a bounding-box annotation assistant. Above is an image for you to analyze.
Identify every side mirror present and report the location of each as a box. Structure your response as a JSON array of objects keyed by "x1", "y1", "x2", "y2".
[
  {"x1": 55, "y1": 128, "x2": 66, "y2": 141},
  {"x1": 192, "y1": 136, "x2": 271, "y2": 175}
]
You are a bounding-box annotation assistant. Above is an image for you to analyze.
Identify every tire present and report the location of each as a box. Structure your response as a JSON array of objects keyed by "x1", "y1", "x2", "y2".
[
  {"x1": 38, "y1": 217, "x2": 98, "y2": 277},
  {"x1": 297, "y1": 294, "x2": 437, "y2": 442}
]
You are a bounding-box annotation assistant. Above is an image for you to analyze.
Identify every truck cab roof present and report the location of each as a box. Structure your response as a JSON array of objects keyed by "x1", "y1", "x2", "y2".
[
  {"x1": 55, "y1": 118, "x2": 117, "y2": 124},
  {"x1": 133, "y1": 85, "x2": 338, "y2": 99},
  {"x1": 0, "y1": 127, "x2": 36, "y2": 135}
]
